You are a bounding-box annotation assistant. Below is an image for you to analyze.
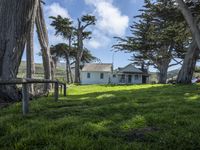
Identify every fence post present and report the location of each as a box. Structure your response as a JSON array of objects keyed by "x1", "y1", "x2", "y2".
[
  {"x1": 64, "y1": 83, "x2": 67, "y2": 96},
  {"x1": 54, "y1": 82, "x2": 59, "y2": 101},
  {"x1": 22, "y1": 84, "x2": 29, "y2": 115}
]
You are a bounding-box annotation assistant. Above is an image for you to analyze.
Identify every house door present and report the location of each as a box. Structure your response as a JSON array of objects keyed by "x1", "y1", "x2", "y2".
[
  {"x1": 128, "y1": 75, "x2": 132, "y2": 83},
  {"x1": 142, "y1": 75, "x2": 147, "y2": 84}
]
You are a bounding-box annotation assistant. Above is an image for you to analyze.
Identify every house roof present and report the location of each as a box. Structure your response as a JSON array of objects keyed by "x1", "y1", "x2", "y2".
[
  {"x1": 82, "y1": 63, "x2": 113, "y2": 72},
  {"x1": 117, "y1": 64, "x2": 143, "y2": 73}
]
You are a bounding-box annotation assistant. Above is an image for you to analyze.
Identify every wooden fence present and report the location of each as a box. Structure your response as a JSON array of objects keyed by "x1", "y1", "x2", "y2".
[{"x1": 0, "y1": 78, "x2": 67, "y2": 115}]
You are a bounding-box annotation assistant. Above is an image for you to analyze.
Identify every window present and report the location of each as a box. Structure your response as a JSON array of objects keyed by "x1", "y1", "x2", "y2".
[
  {"x1": 100, "y1": 73, "x2": 104, "y2": 79},
  {"x1": 87, "y1": 73, "x2": 90, "y2": 78},
  {"x1": 135, "y1": 75, "x2": 139, "y2": 80},
  {"x1": 113, "y1": 74, "x2": 116, "y2": 78}
]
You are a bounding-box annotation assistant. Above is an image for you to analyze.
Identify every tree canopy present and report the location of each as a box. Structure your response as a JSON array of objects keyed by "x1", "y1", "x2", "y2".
[{"x1": 114, "y1": 0, "x2": 190, "y2": 83}]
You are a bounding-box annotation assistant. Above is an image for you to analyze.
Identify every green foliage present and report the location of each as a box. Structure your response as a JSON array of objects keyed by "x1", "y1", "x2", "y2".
[
  {"x1": 50, "y1": 15, "x2": 73, "y2": 39},
  {"x1": 1, "y1": 84, "x2": 200, "y2": 149},
  {"x1": 50, "y1": 43, "x2": 100, "y2": 64},
  {"x1": 114, "y1": 0, "x2": 190, "y2": 70},
  {"x1": 81, "y1": 15, "x2": 96, "y2": 26}
]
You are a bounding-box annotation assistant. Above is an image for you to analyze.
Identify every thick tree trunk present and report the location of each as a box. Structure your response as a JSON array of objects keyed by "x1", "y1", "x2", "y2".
[
  {"x1": 176, "y1": 0, "x2": 200, "y2": 50},
  {"x1": 177, "y1": 41, "x2": 199, "y2": 83},
  {"x1": 157, "y1": 60, "x2": 170, "y2": 84},
  {"x1": 0, "y1": 0, "x2": 38, "y2": 101},
  {"x1": 158, "y1": 65, "x2": 168, "y2": 84},
  {"x1": 36, "y1": 2, "x2": 52, "y2": 93},
  {"x1": 26, "y1": 0, "x2": 39, "y2": 95},
  {"x1": 27, "y1": 29, "x2": 36, "y2": 79}
]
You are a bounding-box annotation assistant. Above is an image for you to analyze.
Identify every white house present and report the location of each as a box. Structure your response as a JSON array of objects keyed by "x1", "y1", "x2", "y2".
[
  {"x1": 113, "y1": 64, "x2": 149, "y2": 84},
  {"x1": 81, "y1": 63, "x2": 149, "y2": 84},
  {"x1": 81, "y1": 63, "x2": 113, "y2": 84}
]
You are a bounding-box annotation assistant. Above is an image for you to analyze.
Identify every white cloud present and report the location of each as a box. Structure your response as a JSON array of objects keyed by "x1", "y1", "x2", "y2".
[
  {"x1": 85, "y1": 0, "x2": 129, "y2": 36},
  {"x1": 87, "y1": 40, "x2": 101, "y2": 49},
  {"x1": 45, "y1": 3, "x2": 70, "y2": 18},
  {"x1": 85, "y1": 29, "x2": 111, "y2": 50}
]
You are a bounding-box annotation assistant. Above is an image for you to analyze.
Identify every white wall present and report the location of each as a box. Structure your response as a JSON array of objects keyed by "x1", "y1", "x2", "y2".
[
  {"x1": 132, "y1": 74, "x2": 142, "y2": 84},
  {"x1": 81, "y1": 72, "x2": 143, "y2": 85},
  {"x1": 81, "y1": 72, "x2": 111, "y2": 84},
  {"x1": 111, "y1": 75, "x2": 119, "y2": 84}
]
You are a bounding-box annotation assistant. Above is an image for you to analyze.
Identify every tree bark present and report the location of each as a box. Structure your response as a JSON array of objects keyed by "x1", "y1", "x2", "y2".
[
  {"x1": 157, "y1": 59, "x2": 171, "y2": 84},
  {"x1": 177, "y1": 41, "x2": 199, "y2": 83},
  {"x1": 51, "y1": 59, "x2": 56, "y2": 80},
  {"x1": 69, "y1": 63, "x2": 73, "y2": 83},
  {"x1": 26, "y1": 0, "x2": 39, "y2": 95},
  {"x1": 65, "y1": 57, "x2": 70, "y2": 83},
  {"x1": 36, "y1": 2, "x2": 52, "y2": 93},
  {"x1": 74, "y1": 56, "x2": 80, "y2": 84},
  {"x1": 68, "y1": 38, "x2": 73, "y2": 83},
  {"x1": 26, "y1": 18, "x2": 37, "y2": 79},
  {"x1": 176, "y1": 0, "x2": 200, "y2": 50},
  {"x1": 158, "y1": 64, "x2": 169, "y2": 84},
  {"x1": 0, "y1": 0, "x2": 38, "y2": 101},
  {"x1": 74, "y1": 21, "x2": 84, "y2": 84}
]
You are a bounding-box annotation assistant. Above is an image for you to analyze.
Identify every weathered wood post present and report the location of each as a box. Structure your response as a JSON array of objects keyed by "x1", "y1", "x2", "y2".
[
  {"x1": 54, "y1": 82, "x2": 59, "y2": 101},
  {"x1": 64, "y1": 83, "x2": 67, "y2": 97},
  {"x1": 22, "y1": 83, "x2": 29, "y2": 115}
]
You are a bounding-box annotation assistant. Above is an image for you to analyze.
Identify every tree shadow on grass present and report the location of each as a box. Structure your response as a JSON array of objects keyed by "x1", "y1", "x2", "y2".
[{"x1": 1, "y1": 84, "x2": 200, "y2": 149}]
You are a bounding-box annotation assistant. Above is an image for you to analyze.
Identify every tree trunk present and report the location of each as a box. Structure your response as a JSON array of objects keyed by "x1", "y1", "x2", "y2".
[
  {"x1": 74, "y1": 57, "x2": 80, "y2": 84},
  {"x1": 176, "y1": 0, "x2": 200, "y2": 50},
  {"x1": 51, "y1": 59, "x2": 56, "y2": 80},
  {"x1": 65, "y1": 58, "x2": 70, "y2": 83},
  {"x1": 26, "y1": 0, "x2": 39, "y2": 95},
  {"x1": 177, "y1": 41, "x2": 199, "y2": 83},
  {"x1": 158, "y1": 66, "x2": 168, "y2": 84},
  {"x1": 0, "y1": 0, "x2": 38, "y2": 101},
  {"x1": 69, "y1": 63, "x2": 73, "y2": 83},
  {"x1": 36, "y1": 2, "x2": 52, "y2": 93},
  {"x1": 27, "y1": 28, "x2": 36, "y2": 79},
  {"x1": 74, "y1": 21, "x2": 84, "y2": 84},
  {"x1": 68, "y1": 38, "x2": 73, "y2": 83},
  {"x1": 157, "y1": 60, "x2": 170, "y2": 84}
]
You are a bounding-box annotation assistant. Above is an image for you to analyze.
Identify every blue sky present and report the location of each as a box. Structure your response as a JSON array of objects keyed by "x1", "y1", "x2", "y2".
[
  {"x1": 22, "y1": 0, "x2": 184, "y2": 72},
  {"x1": 22, "y1": 0, "x2": 146, "y2": 69}
]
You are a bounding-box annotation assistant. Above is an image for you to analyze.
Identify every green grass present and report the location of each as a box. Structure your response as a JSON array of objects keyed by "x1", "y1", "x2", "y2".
[{"x1": 1, "y1": 84, "x2": 200, "y2": 149}]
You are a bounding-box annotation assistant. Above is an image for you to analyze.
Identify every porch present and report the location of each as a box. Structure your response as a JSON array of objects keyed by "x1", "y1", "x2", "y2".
[{"x1": 118, "y1": 73, "x2": 142, "y2": 84}]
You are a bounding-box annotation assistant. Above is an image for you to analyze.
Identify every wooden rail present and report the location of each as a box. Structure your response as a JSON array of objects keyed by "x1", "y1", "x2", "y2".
[{"x1": 0, "y1": 78, "x2": 67, "y2": 115}]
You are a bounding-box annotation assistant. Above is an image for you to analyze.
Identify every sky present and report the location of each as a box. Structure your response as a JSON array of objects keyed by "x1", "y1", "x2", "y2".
[{"x1": 22, "y1": 0, "x2": 146, "y2": 69}]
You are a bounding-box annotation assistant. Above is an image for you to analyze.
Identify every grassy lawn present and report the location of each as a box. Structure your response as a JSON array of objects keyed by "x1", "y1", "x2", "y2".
[{"x1": 1, "y1": 84, "x2": 200, "y2": 149}]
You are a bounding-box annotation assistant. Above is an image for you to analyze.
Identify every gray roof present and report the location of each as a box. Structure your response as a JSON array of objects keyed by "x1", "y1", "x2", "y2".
[
  {"x1": 82, "y1": 63, "x2": 112, "y2": 72},
  {"x1": 118, "y1": 64, "x2": 143, "y2": 73}
]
